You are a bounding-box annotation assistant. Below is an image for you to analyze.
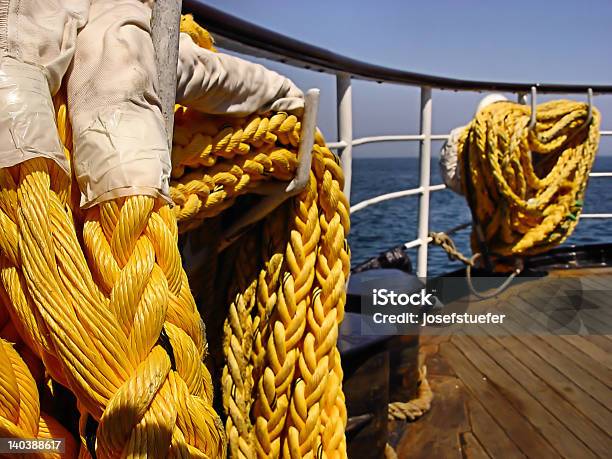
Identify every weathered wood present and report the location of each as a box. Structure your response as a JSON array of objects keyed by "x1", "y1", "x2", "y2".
[
  {"x1": 466, "y1": 333, "x2": 610, "y2": 457},
  {"x1": 519, "y1": 280, "x2": 612, "y2": 336},
  {"x1": 452, "y1": 334, "x2": 598, "y2": 459},
  {"x1": 582, "y1": 334, "x2": 612, "y2": 354},
  {"x1": 397, "y1": 270, "x2": 612, "y2": 459},
  {"x1": 487, "y1": 317, "x2": 612, "y2": 430},
  {"x1": 505, "y1": 296, "x2": 612, "y2": 383},
  {"x1": 460, "y1": 431, "x2": 491, "y2": 459},
  {"x1": 514, "y1": 275, "x2": 612, "y2": 354},
  {"x1": 151, "y1": 0, "x2": 183, "y2": 147},
  {"x1": 439, "y1": 341, "x2": 560, "y2": 459},
  {"x1": 395, "y1": 375, "x2": 468, "y2": 459},
  {"x1": 466, "y1": 397, "x2": 525, "y2": 459}
]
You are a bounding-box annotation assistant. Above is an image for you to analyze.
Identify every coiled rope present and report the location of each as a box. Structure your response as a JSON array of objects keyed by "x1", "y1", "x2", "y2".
[
  {"x1": 458, "y1": 99, "x2": 600, "y2": 258},
  {"x1": 428, "y1": 99, "x2": 599, "y2": 298},
  {"x1": 0, "y1": 14, "x2": 350, "y2": 459}
]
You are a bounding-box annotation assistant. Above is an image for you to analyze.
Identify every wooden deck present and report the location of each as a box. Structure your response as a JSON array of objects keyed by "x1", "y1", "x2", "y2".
[{"x1": 392, "y1": 268, "x2": 612, "y2": 459}]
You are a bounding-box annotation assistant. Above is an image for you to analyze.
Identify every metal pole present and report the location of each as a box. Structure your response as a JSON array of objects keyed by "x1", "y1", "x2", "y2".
[
  {"x1": 151, "y1": 0, "x2": 183, "y2": 147},
  {"x1": 337, "y1": 73, "x2": 353, "y2": 203},
  {"x1": 417, "y1": 86, "x2": 432, "y2": 278}
]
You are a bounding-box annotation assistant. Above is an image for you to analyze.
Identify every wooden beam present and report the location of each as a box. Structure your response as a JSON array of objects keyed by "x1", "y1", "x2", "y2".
[{"x1": 151, "y1": 0, "x2": 183, "y2": 147}]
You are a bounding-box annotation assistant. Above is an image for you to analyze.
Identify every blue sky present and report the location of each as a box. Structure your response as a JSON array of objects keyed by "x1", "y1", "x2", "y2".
[{"x1": 204, "y1": 0, "x2": 612, "y2": 157}]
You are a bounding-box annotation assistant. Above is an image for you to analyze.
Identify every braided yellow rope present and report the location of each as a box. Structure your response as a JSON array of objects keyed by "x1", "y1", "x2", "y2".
[
  {"x1": 458, "y1": 100, "x2": 600, "y2": 257},
  {"x1": 2, "y1": 157, "x2": 225, "y2": 458},
  {"x1": 0, "y1": 15, "x2": 350, "y2": 459},
  {"x1": 222, "y1": 231, "x2": 260, "y2": 459},
  {"x1": 0, "y1": 338, "x2": 78, "y2": 458},
  {"x1": 172, "y1": 21, "x2": 350, "y2": 457},
  {"x1": 171, "y1": 108, "x2": 301, "y2": 233},
  {"x1": 0, "y1": 85, "x2": 226, "y2": 455}
]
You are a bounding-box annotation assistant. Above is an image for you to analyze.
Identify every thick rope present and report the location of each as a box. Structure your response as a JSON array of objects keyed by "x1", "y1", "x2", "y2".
[
  {"x1": 0, "y1": 86, "x2": 226, "y2": 456},
  {"x1": 388, "y1": 366, "x2": 433, "y2": 422},
  {"x1": 222, "y1": 231, "x2": 260, "y2": 459},
  {"x1": 5, "y1": 158, "x2": 225, "y2": 458},
  {"x1": 0, "y1": 15, "x2": 350, "y2": 459},
  {"x1": 458, "y1": 100, "x2": 600, "y2": 257},
  {"x1": 175, "y1": 18, "x2": 351, "y2": 458},
  {"x1": 170, "y1": 108, "x2": 301, "y2": 233},
  {"x1": 0, "y1": 338, "x2": 78, "y2": 458}
]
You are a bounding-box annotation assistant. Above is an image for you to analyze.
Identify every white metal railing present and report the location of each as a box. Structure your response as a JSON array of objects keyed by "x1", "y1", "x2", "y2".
[
  {"x1": 186, "y1": 1, "x2": 612, "y2": 278},
  {"x1": 350, "y1": 184, "x2": 447, "y2": 214},
  {"x1": 335, "y1": 81, "x2": 612, "y2": 276}
]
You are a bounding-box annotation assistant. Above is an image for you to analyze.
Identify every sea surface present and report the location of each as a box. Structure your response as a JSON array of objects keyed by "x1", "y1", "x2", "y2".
[{"x1": 349, "y1": 156, "x2": 612, "y2": 276}]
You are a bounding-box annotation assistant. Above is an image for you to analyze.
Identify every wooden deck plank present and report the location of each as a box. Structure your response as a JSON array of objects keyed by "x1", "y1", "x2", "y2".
[
  {"x1": 395, "y1": 375, "x2": 467, "y2": 459},
  {"x1": 523, "y1": 277, "x2": 612, "y2": 326},
  {"x1": 465, "y1": 398, "x2": 525, "y2": 459},
  {"x1": 398, "y1": 269, "x2": 612, "y2": 459},
  {"x1": 452, "y1": 334, "x2": 599, "y2": 459},
  {"x1": 460, "y1": 432, "x2": 491, "y2": 459},
  {"x1": 493, "y1": 309, "x2": 612, "y2": 411},
  {"x1": 578, "y1": 274, "x2": 612, "y2": 292},
  {"x1": 581, "y1": 334, "x2": 612, "y2": 354},
  {"x1": 505, "y1": 296, "x2": 612, "y2": 383},
  {"x1": 548, "y1": 268, "x2": 612, "y2": 278},
  {"x1": 467, "y1": 332, "x2": 611, "y2": 457},
  {"x1": 513, "y1": 288, "x2": 612, "y2": 352},
  {"x1": 439, "y1": 341, "x2": 560, "y2": 459},
  {"x1": 419, "y1": 339, "x2": 524, "y2": 458},
  {"x1": 483, "y1": 313, "x2": 612, "y2": 430},
  {"x1": 518, "y1": 284, "x2": 612, "y2": 336},
  {"x1": 568, "y1": 284, "x2": 612, "y2": 327}
]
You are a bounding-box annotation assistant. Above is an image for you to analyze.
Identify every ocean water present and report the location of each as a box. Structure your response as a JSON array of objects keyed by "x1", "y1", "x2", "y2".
[{"x1": 349, "y1": 156, "x2": 612, "y2": 277}]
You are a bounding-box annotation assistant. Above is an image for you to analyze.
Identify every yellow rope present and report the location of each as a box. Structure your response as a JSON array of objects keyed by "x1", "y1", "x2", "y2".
[
  {"x1": 173, "y1": 116, "x2": 350, "y2": 457},
  {"x1": 0, "y1": 15, "x2": 350, "y2": 459},
  {"x1": 0, "y1": 89, "x2": 226, "y2": 455},
  {"x1": 0, "y1": 338, "x2": 78, "y2": 458},
  {"x1": 458, "y1": 100, "x2": 600, "y2": 258},
  {"x1": 173, "y1": 20, "x2": 351, "y2": 457}
]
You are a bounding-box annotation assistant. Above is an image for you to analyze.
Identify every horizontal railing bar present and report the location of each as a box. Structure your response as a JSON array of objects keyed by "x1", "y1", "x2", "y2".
[
  {"x1": 185, "y1": 1, "x2": 612, "y2": 94},
  {"x1": 404, "y1": 239, "x2": 423, "y2": 249},
  {"x1": 350, "y1": 171, "x2": 611, "y2": 215},
  {"x1": 350, "y1": 184, "x2": 446, "y2": 213},
  {"x1": 329, "y1": 135, "x2": 450, "y2": 149},
  {"x1": 404, "y1": 220, "x2": 472, "y2": 250},
  {"x1": 581, "y1": 214, "x2": 612, "y2": 218},
  {"x1": 352, "y1": 134, "x2": 449, "y2": 145},
  {"x1": 354, "y1": 135, "x2": 422, "y2": 144},
  {"x1": 332, "y1": 133, "x2": 612, "y2": 149},
  {"x1": 327, "y1": 141, "x2": 347, "y2": 149}
]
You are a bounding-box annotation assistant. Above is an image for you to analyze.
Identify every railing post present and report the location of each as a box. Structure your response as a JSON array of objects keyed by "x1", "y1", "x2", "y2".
[
  {"x1": 337, "y1": 73, "x2": 353, "y2": 203},
  {"x1": 417, "y1": 86, "x2": 432, "y2": 278}
]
